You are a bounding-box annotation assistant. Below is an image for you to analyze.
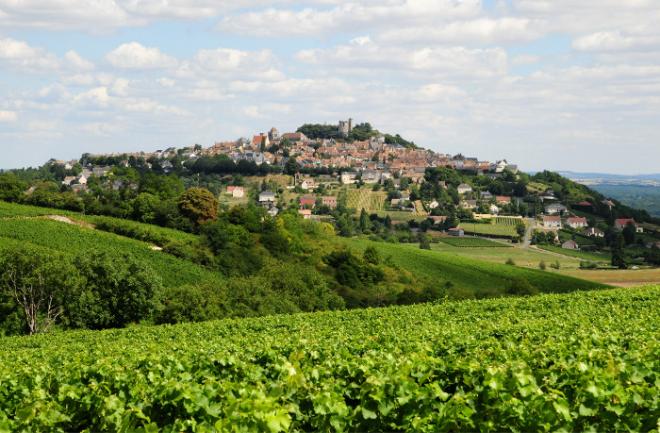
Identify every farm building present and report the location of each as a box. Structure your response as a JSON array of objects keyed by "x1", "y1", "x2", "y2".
[{"x1": 562, "y1": 240, "x2": 579, "y2": 250}]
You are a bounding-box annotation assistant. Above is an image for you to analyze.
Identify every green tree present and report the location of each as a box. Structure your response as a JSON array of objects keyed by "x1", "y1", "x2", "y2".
[
  {"x1": 622, "y1": 222, "x2": 637, "y2": 245},
  {"x1": 284, "y1": 156, "x2": 298, "y2": 175},
  {"x1": 0, "y1": 173, "x2": 27, "y2": 202},
  {"x1": 0, "y1": 245, "x2": 79, "y2": 335},
  {"x1": 66, "y1": 252, "x2": 161, "y2": 329},
  {"x1": 363, "y1": 246, "x2": 381, "y2": 265},
  {"x1": 178, "y1": 187, "x2": 218, "y2": 226},
  {"x1": 359, "y1": 209, "x2": 371, "y2": 233},
  {"x1": 611, "y1": 234, "x2": 627, "y2": 269}
]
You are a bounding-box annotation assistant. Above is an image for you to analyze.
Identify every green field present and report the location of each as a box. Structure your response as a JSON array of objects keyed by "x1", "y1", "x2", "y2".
[
  {"x1": 460, "y1": 222, "x2": 518, "y2": 237},
  {"x1": 438, "y1": 237, "x2": 511, "y2": 248},
  {"x1": 539, "y1": 245, "x2": 611, "y2": 263},
  {"x1": 0, "y1": 286, "x2": 657, "y2": 432},
  {"x1": 340, "y1": 238, "x2": 606, "y2": 297},
  {"x1": 0, "y1": 213, "x2": 219, "y2": 288}
]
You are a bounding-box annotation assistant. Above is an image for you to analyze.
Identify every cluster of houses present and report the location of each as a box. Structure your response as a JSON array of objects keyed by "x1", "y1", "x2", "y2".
[
  {"x1": 59, "y1": 165, "x2": 114, "y2": 192},
  {"x1": 73, "y1": 120, "x2": 518, "y2": 188}
]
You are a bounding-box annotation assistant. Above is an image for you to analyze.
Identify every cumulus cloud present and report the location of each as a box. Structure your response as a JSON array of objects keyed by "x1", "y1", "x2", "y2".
[
  {"x1": 106, "y1": 42, "x2": 178, "y2": 69},
  {"x1": 297, "y1": 38, "x2": 508, "y2": 78},
  {"x1": 217, "y1": 0, "x2": 482, "y2": 37},
  {"x1": 64, "y1": 50, "x2": 95, "y2": 70},
  {"x1": 0, "y1": 37, "x2": 59, "y2": 71}
]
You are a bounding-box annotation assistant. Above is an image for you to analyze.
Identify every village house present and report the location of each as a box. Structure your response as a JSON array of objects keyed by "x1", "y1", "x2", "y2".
[
  {"x1": 227, "y1": 186, "x2": 245, "y2": 198},
  {"x1": 448, "y1": 227, "x2": 465, "y2": 237},
  {"x1": 542, "y1": 215, "x2": 562, "y2": 230},
  {"x1": 299, "y1": 178, "x2": 315, "y2": 191},
  {"x1": 460, "y1": 200, "x2": 478, "y2": 210},
  {"x1": 480, "y1": 191, "x2": 493, "y2": 201},
  {"x1": 545, "y1": 203, "x2": 567, "y2": 215},
  {"x1": 321, "y1": 196, "x2": 337, "y2": 209},
  {"x1": 562, "y1": 240, "x2": 579, "y2": 250},
  {"x1": 495, "y1": 196, "x2": 511, "y2": 205},
  {"x1": 457, "y1": 183, "x2": 473, "y2": 195},
  {"x1": 489, "y1": 204, "x2": 500, "y2": 215},
  {"x1": 62, "y1": 176, "x2": 77, "y2": 186},
  {"x1": 258, "y1": 191, "x2": 276, "y2": 204},
  {"x1": 299, "y1": 195, "x2": 316, "y2": 209},
  {"x1": 583, "y1": 227, "x2": 605, "y2": 238},
  {"x1": 615, "y1": 218, "x2": 643, "y2": 233},
  {"x1": 298, "y1": 209, "x2": 312, "y2": 219},
  {"x1": 428, "y1": 200, "x2": 439, "y2": 209},
  {"x1": 428, "y1": 215, "x2": 447, "y2": 225},
  {"x1": 340, "y1": 172, "x2": 357, "y2": 184},
  {"x1": 361, "y1": 170, "x2": 381, "y2": 184},
  {"x1": 566, "y1": 216, "x2": 588, "y2": 229}
]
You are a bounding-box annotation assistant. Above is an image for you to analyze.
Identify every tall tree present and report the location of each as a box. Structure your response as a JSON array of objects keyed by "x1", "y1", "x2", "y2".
[{"x1": 178, "y1": 187, "x2": 218, "y2": 226}]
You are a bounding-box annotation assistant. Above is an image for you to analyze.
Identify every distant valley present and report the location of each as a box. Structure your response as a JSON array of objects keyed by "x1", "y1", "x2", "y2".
[{"x1": 561, "y1": 171, "x2": 660, "y2": 217}]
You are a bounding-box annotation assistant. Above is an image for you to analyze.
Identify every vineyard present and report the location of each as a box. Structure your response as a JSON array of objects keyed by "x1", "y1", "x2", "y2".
[
  {"x1": 345, "y1": 187, "x2": 386, "y2": 213},
  {"x1": 439, "y1": 237, "x2": 512, "y2": 248},
  {"x1": 0, "y1": 286, "x2": 657, "y2": 432},
  {"x1": 0, "y1": 217, "x2": 219, "y2": 288}
]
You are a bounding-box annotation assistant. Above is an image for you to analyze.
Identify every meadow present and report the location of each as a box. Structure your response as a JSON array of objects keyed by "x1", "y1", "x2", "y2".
[
  {"x1": 0, "y1": 286, "x2": 657, "y2": 432},
  {"x1": 539, "y1": 245, "x2": 611, "y2": 263}
]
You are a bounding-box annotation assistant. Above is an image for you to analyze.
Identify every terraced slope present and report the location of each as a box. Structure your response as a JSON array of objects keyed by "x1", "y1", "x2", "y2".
[{"x1": 0, "y1": 287, "x2": 657, "y2": 432}]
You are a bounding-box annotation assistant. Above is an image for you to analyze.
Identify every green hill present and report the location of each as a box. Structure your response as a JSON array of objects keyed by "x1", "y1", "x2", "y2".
[
  {"x1": 0, "y1": 203, "x2": 218, "y2": 288},
  {"x1": 1, "y1": 286, "x2": 657, "y2": 432},
  {"x1": 338, "y1": 238, "x2": 607, "y2": 297}
]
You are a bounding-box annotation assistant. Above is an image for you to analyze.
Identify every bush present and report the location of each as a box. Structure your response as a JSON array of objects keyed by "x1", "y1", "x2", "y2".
[
  {"x1": 538, "y1": 261, "x2": 547, "y2": 270},
  {"x1": 550, "y1": 261, "x2": 561, "y2": 270},
  {"x1": 579, "y1": 261, "x2": 598, "y2": 269},
  {"x1": 505, "y1": 258, "x2": 516, "y2": 266},
  {"x1": 505, "y1": 278, "x2": 538, "y2": 296}
]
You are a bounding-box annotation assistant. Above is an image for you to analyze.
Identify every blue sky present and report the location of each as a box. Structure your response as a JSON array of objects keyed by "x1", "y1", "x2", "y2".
[{"x1": 1, "y1": 0, "x2": 660, "y2": 173}]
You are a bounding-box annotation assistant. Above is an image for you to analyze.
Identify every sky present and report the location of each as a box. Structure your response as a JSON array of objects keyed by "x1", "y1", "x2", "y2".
[{"x1": 1, "y1": 1, "x2": 660, "y2": 173}]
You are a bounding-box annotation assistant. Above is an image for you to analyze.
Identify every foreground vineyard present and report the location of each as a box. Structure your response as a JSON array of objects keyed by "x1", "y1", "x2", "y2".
[{"x1": 1, "y1": 287, "x2": 658, "y2": 432}]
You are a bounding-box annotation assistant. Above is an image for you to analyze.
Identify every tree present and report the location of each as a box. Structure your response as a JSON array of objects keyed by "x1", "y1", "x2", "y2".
[
  {"x1": 0, "y1": 246, "x2": 79, "y2": 335},
  {"x1": 66, "y1": 252, "x2": 161, "y2": 329},
  {"x1": 419, "y1": 235, "x2": 431, "y2": 250},
  {"x1": 363, "y1": 246, "x2": 380, "y2": 265},
  {"x1": 0, "y1": 173, "x2": 27, "y2": 202},
  {"x1": 622, "y1": 222, "x2": 637, "y2": 245},
  {"x1": 611, "y1": 234, "x2": 627, "y2": 269},
  {"x1": 359, "y1": 209, "x2": 371, "y2": 233},
  {"x1": 178, "y1": 187, "x2": 218, "y2": 226},
  {"x1": 285, "y1": 156, "x2": 298, "y2": 175}
]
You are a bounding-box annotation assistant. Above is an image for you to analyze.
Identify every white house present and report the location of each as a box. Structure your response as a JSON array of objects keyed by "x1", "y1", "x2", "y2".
[
  {"x1": 340, "y1": 172, "x2": 357, "y2": 184},
  {"x1": 259, "y1": 191, "x2": 276, "y2": 203},
  {"x1": 545, "y1": 203, "x2": 567, "y2": 215},
  {"x1": 457, "y1": 183, "x2": 472, "y2": 195},
  {"x1": 542, "y1": 216, "x2": 562, "y2": 230},
  {"x1": 566, "y1": 216, "x2": 588, "y2": 229},
  {"x1": 227, "y1": 186, "x2": 245, "y2": 198}
]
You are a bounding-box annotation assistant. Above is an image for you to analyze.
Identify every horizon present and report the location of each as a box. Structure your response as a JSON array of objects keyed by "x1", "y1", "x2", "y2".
[{"x1": 2, "y1": 1, "x2": 660, "y2": 173}]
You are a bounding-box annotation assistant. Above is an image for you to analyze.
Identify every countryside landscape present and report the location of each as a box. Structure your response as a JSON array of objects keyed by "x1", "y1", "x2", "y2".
[{"x1": 1, "y1": 1, "x2": 660, "y2": 432}]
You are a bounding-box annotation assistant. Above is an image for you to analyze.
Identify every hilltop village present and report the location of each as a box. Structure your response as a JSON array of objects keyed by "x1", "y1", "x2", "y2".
[{"x1": 3, "y1": 120, "x2": 660, "y2": 267}]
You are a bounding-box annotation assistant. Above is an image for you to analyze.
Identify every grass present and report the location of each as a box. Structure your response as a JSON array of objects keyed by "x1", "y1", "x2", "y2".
[
  {"x1": 438, "y1": 237, "x2": 512, "y2": 248},
  {"x1": 460, "y1": 222, "x2": 518, "y2": 237},
  {"x1": 562, "y1": 268, "x2": 660, "y2": 287},
  {"x1": 339, "y1": 237, "x2": 607, "y2": 298},
  {"x1": 539, "y1": 245, "x2": 611, "y2": 262}
]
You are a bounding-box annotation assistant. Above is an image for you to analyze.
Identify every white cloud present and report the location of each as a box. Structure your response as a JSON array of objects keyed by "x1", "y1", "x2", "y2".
[
  {"x1": 297, "y1": 40, "x2": 508, "y2": 79},
  {"x1": 0, "y1": 37, "x2": 59, "y2": 71},
  {"x1": 217, "y1": 0, "x2": 482, "y2": 37},
  {"x1": 64, "y1": 50, "x2": 95, "y2": 70},
  {"x1": 106, "y1": 42, "x2": 177, "y2": 69},
  {"x1": 378, "y1": 17, "x2": 542, "y2": 45},
  {"x1": 0, "y1": 110, "x2": 18, "y2": 122},
  {"x1": 573, "y1": 31, "x2": 660, "y2": 52}
]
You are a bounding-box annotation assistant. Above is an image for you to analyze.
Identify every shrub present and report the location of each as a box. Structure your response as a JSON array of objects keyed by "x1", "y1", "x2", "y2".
[
  {"x1": 505, "y1": 258, "x2": 516, "y2": 266},
  {"x1": 538, "y1": 261, "x2": 547, "y2": 270}
]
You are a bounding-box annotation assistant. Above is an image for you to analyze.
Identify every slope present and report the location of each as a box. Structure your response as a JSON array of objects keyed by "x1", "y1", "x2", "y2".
[{"x1": 339, "y1": 237, "x2": 607, "y2": 297}]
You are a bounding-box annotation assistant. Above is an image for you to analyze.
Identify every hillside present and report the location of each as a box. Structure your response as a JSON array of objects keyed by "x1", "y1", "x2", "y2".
[
  {"x1": 338, "y1": 238, "x2": 606, "y2": 297},
  {"x1": 0, "y1": 201, "x2": 607, "y2": 301},
  {"x1": 1, "y1": 286, "x2": 657, "y2": 431}
]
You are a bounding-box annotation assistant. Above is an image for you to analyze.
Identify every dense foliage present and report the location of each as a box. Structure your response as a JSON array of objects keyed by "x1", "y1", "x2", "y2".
[{"x1": 0, "y1": 287, "x2": 657, "y2": 432}]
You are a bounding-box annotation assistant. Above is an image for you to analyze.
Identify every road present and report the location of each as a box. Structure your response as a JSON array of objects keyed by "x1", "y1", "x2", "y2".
[{"x1": 522, "y1": 217, "x2": 536, "y2": 248}]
